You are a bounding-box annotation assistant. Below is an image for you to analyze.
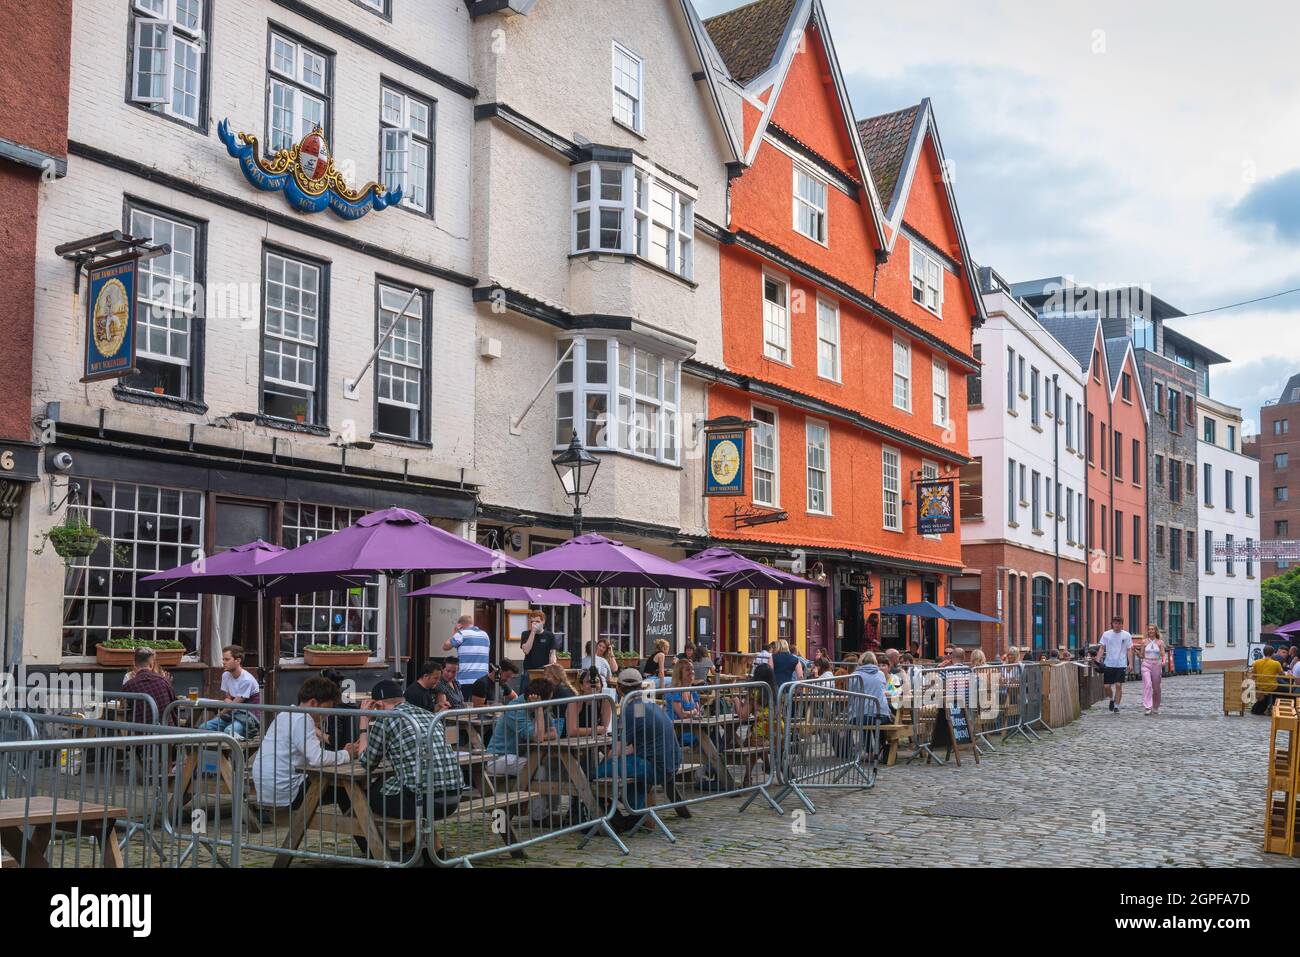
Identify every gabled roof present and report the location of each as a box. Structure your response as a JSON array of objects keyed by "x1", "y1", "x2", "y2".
[
  {"x1": 1278, "y1": 373, "x2": 1300, "y2": 406},
  {"x1": 856, "y1": 105, "x2": 920, "y2": 214},
  {"x1": 1104, "y1": 337, "x2": 1130, "y2": 391},
  {"x1": 1037, "y1": 315, "x2": 1102, "y2": 376},
  {"x1": 702, "y1": 0, "x2": 889, "y2": 251},
  {"x1": 702, "y1": 0, "x2": 798, "y2": 84}
]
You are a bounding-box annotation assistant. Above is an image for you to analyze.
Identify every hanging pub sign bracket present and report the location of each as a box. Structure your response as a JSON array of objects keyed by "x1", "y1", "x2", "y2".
[
  {"x1": 56, "y1": 231, "x2": 170, "y2": 384},
  {"x1": 729, "y1": 504, "x2": 788, "y2": 529}
]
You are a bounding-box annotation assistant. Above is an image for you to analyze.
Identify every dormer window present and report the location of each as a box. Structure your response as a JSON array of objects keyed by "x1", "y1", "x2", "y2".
[{"x1": 910, "y1": 242, "x2": 943, "y2": 316}]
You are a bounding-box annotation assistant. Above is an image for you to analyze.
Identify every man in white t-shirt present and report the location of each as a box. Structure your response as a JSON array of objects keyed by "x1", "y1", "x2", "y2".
[
  {"x1": 201, "y1": 645, "x2": 262, "y2": 738},
  {"x1": 1094, "y1": 617, "x2": 1133, "y2": 713},
  {"x1": 252, "y1": 675, "x2": 360, "y2": 808}
]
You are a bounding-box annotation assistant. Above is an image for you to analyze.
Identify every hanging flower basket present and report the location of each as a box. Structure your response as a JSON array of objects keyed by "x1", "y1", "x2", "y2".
[
  {"x1": 48, "y1": 521, "x2": 102, "y2": 560},
  {"x1": 303, "y1": 645, "x2": 372, "y2": 667}
]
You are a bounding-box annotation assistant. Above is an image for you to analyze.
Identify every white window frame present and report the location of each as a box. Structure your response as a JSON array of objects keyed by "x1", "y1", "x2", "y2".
[
  {"x1": 762, "y1": 273, "x2": 791, "y2": 363},
  {"x1": 892, "y1": 338, "x2": 912, "y2": 412},
  {"x1": 792, "y1": 164, "x2": 828, "y2": 245},
  {"x1": 267, "y1": 31, "x2": 329, "y2": 154},
  {"x1": 910, "y1": 241, "x2": 943, "y2": 316},
  {"x1": 931, "y1": 359, "x2": 949, "y2": 428},
  {"x1": 380, "y1": 85, "x2": 433, "y2": 214},
  {"x1": 805, "y1": 419, "x2": 830, "y2": 515},
  {"x1": 752, "y1": 405, "x2": 779, "y2": 508},
  {"x1": 571, "y1": 162, "x2": 694, "y2": 279},
  {"x1": 375, "y1": 283, "x2": 426, "y2": 441},
  {"x1": 262, "y1": 250, "x2": 323, "y2": 422},
  {"x1": 882, "y1": 446, "x2": 902, "y2": 531},
  {"x1": 816, "y1": 297, "x2": 840, "y2": 381},
  {"x1": 130, "y1": 0, "x2": 205, "y2": 125},
  {"x1": 555, "y1": 336, "x2": 680, "y2": 466},
  {"x1": 612, "y1": 42, "x2": 644, "y2": 133},
  {"x1": 1007, "y1": 457, "x2": 1017, "y2": 526},
  {"x1": 128, "y1": 206, "x2": 198, "y2": 396}
]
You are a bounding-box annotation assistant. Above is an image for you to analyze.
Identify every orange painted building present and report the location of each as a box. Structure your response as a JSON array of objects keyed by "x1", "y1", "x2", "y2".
[
  {"x1": 698, "y1": 0, "x2": 983, "y2": 658},
  {"x1": 1055, "y1": 321, "x2": 1150, "y2": 640}
]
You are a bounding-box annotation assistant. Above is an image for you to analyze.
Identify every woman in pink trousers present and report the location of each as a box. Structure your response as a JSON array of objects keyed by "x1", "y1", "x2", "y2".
[{"x1": 1140, "y1": 624, "x2": 1165, "y2": 715}]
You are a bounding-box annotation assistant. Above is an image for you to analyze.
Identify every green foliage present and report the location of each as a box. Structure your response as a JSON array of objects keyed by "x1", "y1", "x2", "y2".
[
  {"x1": 1261, "y1": 569, "x2": 1300, "y2": 626},
  {"x1": 100, "y1": 637, "x2": 185, "y2": 650},
  {"x1": 303, "y1": 644, "x2": 372, "y2": 653}
]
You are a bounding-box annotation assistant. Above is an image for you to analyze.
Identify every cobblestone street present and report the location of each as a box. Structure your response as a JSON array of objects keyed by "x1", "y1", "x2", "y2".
[{"x1": 482, "y1": 674, "x2": 1299, "y2": 868}]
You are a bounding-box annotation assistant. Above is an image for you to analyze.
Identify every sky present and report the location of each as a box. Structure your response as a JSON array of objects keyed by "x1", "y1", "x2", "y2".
[{"x1": 693, "y1": 0, "x2": 1300, "y2": 435}]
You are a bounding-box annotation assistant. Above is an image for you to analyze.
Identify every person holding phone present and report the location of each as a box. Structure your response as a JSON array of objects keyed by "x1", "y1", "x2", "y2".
[{"x1": 521, "y1": 609, "x2": 558, "y2": 672}]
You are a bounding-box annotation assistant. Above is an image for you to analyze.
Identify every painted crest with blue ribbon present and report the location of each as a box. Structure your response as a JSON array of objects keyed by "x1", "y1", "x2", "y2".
[{"x1": 218, "y1": 119, "x2": 401, "y2": 220}]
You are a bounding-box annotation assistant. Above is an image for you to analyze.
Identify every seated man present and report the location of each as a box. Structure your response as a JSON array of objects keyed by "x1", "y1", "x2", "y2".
[
  {"x1": 200, "y1": 645, "x2": 260, "y2": 738},
  {"x1": 121, "y1": 647, "x2": 177, "y2": 725},
  {"x1": 484, "y1": 678, "x2": 557, "y2": 823},
  {"x1": 251, "y1": 676, "x2": 360, "y2": 810},
  {"x1": 471, "y1": 660, "x2": 520, "y2": 708},
  {"x1": 596, "y1": 669, "x2": 683, "y2": 831},
  {"x1": 1251, "y1": 647, "x2": 1284, "y2": 715},
  {"x1": 404, "y1": 660, "x2": 441, "y2": 712},
  {"x1": 361, "y1": 678, "x2": 463, "y2": 840}
]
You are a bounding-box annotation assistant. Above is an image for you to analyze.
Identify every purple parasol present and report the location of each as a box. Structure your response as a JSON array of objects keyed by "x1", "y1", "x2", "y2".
[
  {"x1": 259, "y1": 507, "x2": 528, "y2": 674},
  {"x1": 676, "y1": 546, "x2": 820, "y2": 591},
  {"x1": 407, "y1": 572, "x2": 586, "y2": 606},
  {"x1": 477, "y1": 533, "x2": 715, "y2": 590}
]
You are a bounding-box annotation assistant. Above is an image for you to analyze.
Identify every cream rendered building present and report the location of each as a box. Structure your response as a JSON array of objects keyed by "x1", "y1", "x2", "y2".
[{"x1": 465, "y1": 0, "x2": 744, "y2": 659}]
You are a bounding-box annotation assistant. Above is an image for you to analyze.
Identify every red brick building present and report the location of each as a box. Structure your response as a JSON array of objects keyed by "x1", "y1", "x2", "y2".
[{"x1": 0, "y1": 0, "x2": 73, "y2": 666}]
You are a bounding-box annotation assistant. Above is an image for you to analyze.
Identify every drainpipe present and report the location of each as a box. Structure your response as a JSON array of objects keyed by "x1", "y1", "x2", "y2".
[{"x1": 1052, "y1": 374, "x2": 1062, "y2": 647}]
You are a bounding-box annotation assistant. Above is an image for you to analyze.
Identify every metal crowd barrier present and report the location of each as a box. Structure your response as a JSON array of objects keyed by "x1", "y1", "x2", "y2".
[
  {"x1": 0, "y1": 725, "x2": 242, "y2": 868},
  {"x1": 907, "y1": 667, "x2": 945, "y2": 763},
  {"x1": 1018, "y1": 662, "x2": 1051, "y2": 738},
  {"x1": 0, "y1": 710, "x2": 37, "y2": 799},
  {"x1": 763, "y1": 675, "x2": 880, "y2": 814},
  {"x1": 164, "y1": 698, "x2": 430, "y2": 868},
  {"x1": 969, "y1": 664, "x2": 1024, "y2": 751},
  {"x1": 19, "y1": 686, "x2": 161, "y2": 726},
  {"x1": 612, "y1": 680, "x2": 781, "y2": 845},
  {"x1": 429, "y1": 691, "x2": 623, "y2": 866}
]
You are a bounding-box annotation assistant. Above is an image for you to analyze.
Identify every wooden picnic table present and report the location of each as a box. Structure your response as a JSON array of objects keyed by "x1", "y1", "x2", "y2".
[
  {"x1": 275, "y1": 763, "x2": 388, "y2": 867},
  {"x1": 673, "y1": 714, "x2": 746, "y2": 790},
  {"x1": 0, "y1": 797, "x2": 127, "y2": 868},
  {"x1": 522, "y1": 735, "x2": 613, "y2": 820}
]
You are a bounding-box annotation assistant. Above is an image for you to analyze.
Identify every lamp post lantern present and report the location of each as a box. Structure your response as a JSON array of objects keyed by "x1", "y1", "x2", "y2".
[{"x1": 552, "y1": 430, "x2": 600, "y2": 537}]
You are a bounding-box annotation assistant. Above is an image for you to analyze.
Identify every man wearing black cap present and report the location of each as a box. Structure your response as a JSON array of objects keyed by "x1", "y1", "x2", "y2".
[{"x1": 362, "y1": 677, "x2": 464, "y2": 860}]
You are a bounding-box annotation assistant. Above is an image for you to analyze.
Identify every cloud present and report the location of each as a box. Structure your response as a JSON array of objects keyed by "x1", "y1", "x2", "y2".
[{"x1": 1229, "y1": 169, "x2": 1300, "y2": 243}]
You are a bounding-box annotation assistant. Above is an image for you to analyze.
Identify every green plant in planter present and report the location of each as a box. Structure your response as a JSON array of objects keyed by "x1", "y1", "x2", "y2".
[
  {"x1": 100, "y1": 637, "x2": 185, "y2": 650},
  {"x1": 304, "y1": 644, "x2": 372, "y2": 653},
  {"x1": 35, "y1": 518, "x2": 132, "y2": 565}
]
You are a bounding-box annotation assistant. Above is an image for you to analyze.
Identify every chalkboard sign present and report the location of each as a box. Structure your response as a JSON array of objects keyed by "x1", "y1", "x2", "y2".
[
  {"x1": 643, "y1": 589, "x2": 678, "y2": 645},
  {"x1": 929, "y1": 705, "x2": 980, "y2": 766}
]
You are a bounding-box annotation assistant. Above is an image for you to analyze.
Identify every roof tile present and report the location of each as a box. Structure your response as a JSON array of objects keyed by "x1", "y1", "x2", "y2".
[{"x1": 702, "y1": 0, "x2": 799, "y2": 85}]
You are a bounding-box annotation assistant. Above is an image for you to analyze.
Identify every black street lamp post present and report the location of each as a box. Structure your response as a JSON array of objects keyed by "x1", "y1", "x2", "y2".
[{"x1": 552, "y1": 430, "x2": 600, "y2": 537}]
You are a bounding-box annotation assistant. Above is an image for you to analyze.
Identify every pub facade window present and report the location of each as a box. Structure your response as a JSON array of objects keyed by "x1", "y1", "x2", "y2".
[
  {"x1": 129, "y1": 0, "x2": 207, "y2": 128},
  {"x1": 267, "y1": 29, "x2": 331, "y2": 153},
  {"x1": 262, "y1": 248, "x2": 327, "y2": 424},
  {"x1": 62, "y1": 479, "x2": 204, "y2": 658},
  {"x1": 374, "y1": 282, "x2": 429, "y2": 441},
  {"x1": 380, "y1": 82, "x2": 435, "y2": 214},
  {"x1": 599, "y1": 587, "x2": 638, "y2": 654}
]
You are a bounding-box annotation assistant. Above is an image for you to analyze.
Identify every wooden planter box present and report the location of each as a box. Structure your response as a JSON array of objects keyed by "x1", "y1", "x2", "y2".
[
  {"x1": 95, "y1": 645, "x2": 184, "y2": 668},
  {"x1": 303, "y1": 649, "x2": 371, "y2": 667},
  {"x1": 1223, "y1": 669, "x2": 1248, "y2": 716}
]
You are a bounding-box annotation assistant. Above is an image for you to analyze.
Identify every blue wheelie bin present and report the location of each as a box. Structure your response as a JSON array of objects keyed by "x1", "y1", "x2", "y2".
[{"x1": 1173, "y1": 646, "x2": 1203, "y2": 675}]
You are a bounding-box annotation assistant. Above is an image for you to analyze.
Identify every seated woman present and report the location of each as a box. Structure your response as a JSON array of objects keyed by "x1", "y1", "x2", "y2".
[
  {"x1": 567, "y1": 667, "x2": 613, "y2": 737},
  {"x1": 642, "y1": 639, "x2": 670, "y2": 686},
  {"x1": 663, "y1": 658, "x2": 702, "y2": 745},
  {"x1": 542, "y1": 663, "x2": 578, "y2": 738}
]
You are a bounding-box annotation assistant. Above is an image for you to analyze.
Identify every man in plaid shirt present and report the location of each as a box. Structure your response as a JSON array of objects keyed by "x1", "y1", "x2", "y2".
[
  {"x1": 122, "y1": 648, "x2": 178, "y2": 725},
  {"x1": 362, "y1": 678, "x2": 463, "y2": 824}
]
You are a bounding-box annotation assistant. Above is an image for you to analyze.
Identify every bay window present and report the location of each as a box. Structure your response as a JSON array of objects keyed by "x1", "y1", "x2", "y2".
[
  {"x1": 555, "y1": 336, "x2": 680, "y2": 464},
  {"x1": 572, "y1": 163, "x2": 694, "y2": 279},
  {"x1": 129, "y1": 0, "x2": 206, "y2": 126}
]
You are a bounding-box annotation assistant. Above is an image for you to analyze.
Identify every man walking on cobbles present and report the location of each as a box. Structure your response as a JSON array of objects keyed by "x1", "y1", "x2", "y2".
[{"x1": 1095, "y1": 616, "x2": 1133, "y2": 714}]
